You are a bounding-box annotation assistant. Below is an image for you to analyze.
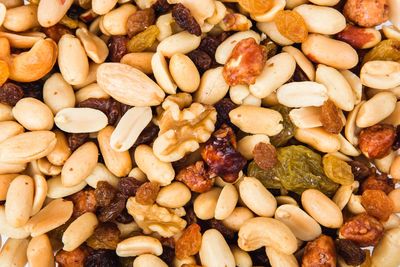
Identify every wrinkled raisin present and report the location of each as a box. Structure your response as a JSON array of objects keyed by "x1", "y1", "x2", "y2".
[
  {"x1": 126, "y1": 8, "x2": 156, "y2": 38},
  {"x1": 199, "y1": 33, "x2": 229, "y2": 58},
  {"x1": 152, "y1": 0, "x2": 171, "y2": 15},
  {"x1": 95, "y1": 181, "x2": 117, "y2": 207},
  {"x1": 253, "y1": 142, "x2": 278, "y2": 170},
  {"x1": 86, "y1": 222, "x2": 121, "y2": 250},
  {"x1": 320, "y1": 100, "x2": 343, "y2": 134},
  {"x1": 97, "y1": 193, "x2": 127, "y2": 222},
  {"x1": 160, "y1": 246, "x2": 175, "y2": 265},
  {"x1": 185, "y1": 207, "x2": 198, "y2": 226},
  {"x1": 348, "y1": 160, "x2": 371, "y2": 181},
  {"x1": 361, "y1": 189, "x2": 394, "y2": 221},
  {"x1": 361, "y1": 173, "x2": 394, "y2": 194},
  {"x1": 115, "y1": 208, "x2": 134, "y2": 224},
  {"x1": 127, "y1": 25, "x2": 159, "y2": 53},
  {"x1": 69, "y1": 189, "x2": 97, "y2": 218},
  {"x1": 274, "y1": 10, "x2": 308, "y2": 43},
  {"x1": 358, "y1": 124, "x2": 396, "y2": 159},
  {"x1": 108, "y1": 36, "x2": 129, "y2": 62},
  {"x1": 172, "y1": 4, "x2": 201, "y2": 36},
  {"x1": 68, "y1": 133, "x2": 89, "y2": 151},
  {"x1": 55, "y1": 247, "x2": 89, "y2": 267},
  {"x1": 261, "y1": 38, "x2": 278, "y2": 59},
  {"x1": 187, "y1": 50, "x2": 212, "y2": 73},
  {"x1": 176, "y1": 161, "x2": 214, "y2": 193},
  {"x1": 117, "y1": 177, "x2": 143, "y2": 197},
  {"x1": 238, "y1": 0, "x2": 273, "y2": 14},
  {"x1": 43, "y1": 24, "x2": 73, "y2": 42},
  {"x1": 249, "y1": 248, "x2": 270, "y2": 266},
  {"x1": 208, "y1": 219, "x2": 236, "y2": 243},
  {"x1": 78, "y1": 98, "x2": 121, "y2": 125},
  {"x1": 17, "y1": 80, "x2": 44, "y2": 100},
  {"x1": 201, "y1": 125, "x2": 247, "y2": 183},
  {"x1": 393, "y1": 125, "x2": 400, "y2": 150},
  {"x1": 175, "y1": 224, "x2": 202, "y2": 260},
  {"x1": 292, "y1": 66, "x2": 310, "y2": 82},
  {"x1": 214, "y1": 98, "x2": 238, "y2": 129},
  {"x1": 133, "y1": 122, "x2": 159, "y2": 147},
  {"x1": 0, "y1": 82, "x2": 23, "y2": 106},
  {"x1": 335, "y1": 239, "x2": 366, "y2": 266},
  {"x1": 85, "y1": 249, "x2": 120, "y2": 267},
  {"x1": 135, "y1": 182, "x2": 160, "y2": 205}
]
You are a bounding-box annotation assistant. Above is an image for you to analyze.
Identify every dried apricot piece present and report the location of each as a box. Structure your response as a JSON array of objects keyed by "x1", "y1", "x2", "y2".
[
  {"x1": 0, "y1": 60, "x2": 9, "y2": 86},
  {"x1": 238, "y1": 0, "x2": 273, "y2": 15},
  {"x1": 274, "y1": 10, "x2": 308, "y2": 43},
  {"x1": 175, "y1": 223, "x2": 202, "y2": 260}
]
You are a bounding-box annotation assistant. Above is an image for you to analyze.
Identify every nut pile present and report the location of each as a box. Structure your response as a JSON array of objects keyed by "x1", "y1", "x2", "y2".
[{"x1": 0, "y1": 0, "x2": 398, "y2": 266}]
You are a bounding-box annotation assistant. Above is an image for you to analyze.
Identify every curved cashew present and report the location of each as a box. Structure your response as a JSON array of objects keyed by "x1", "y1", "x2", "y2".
[
  {"x1": 238, "y1": 217, "x2": 297, "y2": 255},
  {"x1": 0, "y1": 37, "x2": 57, "y2": 82}
]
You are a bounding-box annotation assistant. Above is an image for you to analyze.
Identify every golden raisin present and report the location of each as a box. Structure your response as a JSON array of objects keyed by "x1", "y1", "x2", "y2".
[
  {"x1": 253, "y1": 142, "x2": 278, "y2": 170},
  {"x1": 135, "y1": 182, "x2": 160, "y2": 205},
  {"x1": 127, "y1": 25, "x2": 159, "y2": 53},
  {"x1": 361, "y1": 189, "x2": 394, "y2": 221},
  {"x1": 274, "y1": 10, "x2": 308, "y2": 43},
  {"x1": 176, "y1": 161, "x2": 214, "y2": 193},
  {"x1": 238, "y1": 0, "x2": 273, "y2": 15},
  {"x1": 0, "y1": 60, "x2": 9, "y2": 86},
  {"x1": 175, "y1": 223, "x2": 202, "y2": 260},
  {"x1": 320, "y1": 100, "x2": 344, "y2": 134}
]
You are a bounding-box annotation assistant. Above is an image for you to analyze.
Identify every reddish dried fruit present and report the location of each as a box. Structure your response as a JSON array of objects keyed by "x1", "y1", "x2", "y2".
[
  {"x1": 176, "y1": 161, "x2": 214, "y2": 193},
  {"x1": 343, "y1": 0, "x2": 389, "y2": 27},
  {"x1": 348, "y1": 160, "x2": 371, "y2": 181},
  {"x1": 78, "y1": 98, "x2": 121, "y2": 125},
  {"x1": 337, "y1": 24, "x2": 377, "y2": 49},
  {"x1": 175, "y1": 223, "x2": 202, "y2": 260},
  {"x1": 223, "y1": 38, "x2": 267, "y2": 86},
  {"x1": 55, "y1": 247, "x2": 89, "y2": 267},
  {"x1": 68, "y1": 133, "x2": 89, "y2": 151},
  {"x1": 69, "y1": 189, "x2": 97, "y2": 218},
  {"x1": 135, "y1": 182, "x2": 160, "y2": 205},
  {"x1": 238, "y1": 0, "x2": 273, "y2": 14},
  {"x1": 320, "y1": 100, "x2": 344, "y2": 134},
  {"x1": 274, "y1": 10, "x2": 308, "y2": 43},
  {"x1": 187, "y1": 50, "x2": 212, "y2": 73},
  {"x1": 302, "y1": 235, "x2": 337, "y2": 267},
  {"x1": 361, "y1": 189, "x2": 394, "y2": 221},
  {"x1": 43, "y1": 24, "x2": 73, "y2": 42},
  {"x1": 108, "y1": 36, "x2": 129, "y2": 62},
  {"x1": 0, "y1": 82, "x2": 24, "y2": 106},
  {"x1": 215, "y1": 98, "x2": 238, "y2": 129},
  {"x1": 339, "y1": 213, "x2": 384, "y2": 247},
  {"x1": 95, "y1": 181, "x2": 117, "y2": 207},
  {"x1": 117, "y1": 177, "x2": 143, "y2": 197},
  {"x1": 86, "y1": 222, "x2": 121, "y2": 250},
  {"x1": 253, "y1": 142, "x2": 278, "y2": 170},
  {"x1": 361, "y1": 173, "x2": 394, "y2": 194},
  {"x1": 335, "y1": 239, "x2": 366, "y2": 266},
  {"x1": 172, "y1": 3, "x2": 201, "y2": 36},
  {"x1": 126, "y1": 8, "x2": 156, "y2": 38},
  {"x1": 201, "y1": 125, "x2": 247, "y2": 183},
  {"x1": 358, "y1": 124, "x2": 396, "y2": 159},
  {"x1": 97, "y1": 193, "x2": 127, "y2": 222}
]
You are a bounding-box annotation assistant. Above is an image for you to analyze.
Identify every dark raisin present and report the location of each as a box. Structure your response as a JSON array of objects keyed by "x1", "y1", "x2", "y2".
[
  {"x1": 214, "y1": 98, "x2": 238, "y2": 129},
  {"x1": 292, "y1": 66, "x2": 310, "y2": 82},
  {"x1": 201, "y1": 125, "x2": 247, "y2": 183},
  {"x1": 207, "y1": 219, "x2": 235, "y2": 243},
  {"x1": 69, "y1": 189, "x2": 97, "y2": 218},
  {"x1": 19, "y1": 80, "x2": 44, "y2": 101},
  {"x1": 119, "y1": 257, "x2": 134, "y2": 267},
  {"x1": 108, "y1": 36, "x2": 129, "y2": 62},
  {"x1": 133, "y1": 122, "x2": 159, "y2": 147},
  {"x1": 0, "y1": 82, "x2": 24, "y2": 106},
  {"x1": 199, "y1": 33, "x2": 229, "y2": 58},
  {"x1": 97, "y1": 193, "x2": 127, "y2": 222},
  {"x1": 86, "y1": 222, "x2": 121, "y2": 250},
  {"x1": 84, "y1": 249, "x2": 120, "y2": 267},
  {"x1": 115, "y1": 208, "x2": 134, "y2": 224},
  {"x1": 187, "y1": 50, "x2": 212, "y2": 73},
  {"x1": 172, "y1": 4, "x2": 201, "y2": 36},
  {"x1": 348, "y1": 160, "x2": 371, "y2": 182},
  {"x1": 185, "y1": 207, "x2": 198, "y2": 226},
  {"x1": 361, "y1": 173, "x2": 394, "y2": 195},
  {"x1": 68, "y1": 133, "x2": 90, "y2": 151},
  {"x1": 95, "y1": 181, "x2": 118, "y2": 207},
  {"x1": 160, "y1": 237, "x2": 175, "y2": 248},
  {"x1": 335, "y1": 239, "x2": 366, "y2": 265},
  {"x1": 393, "y1": 125, "x2": 400, "y2": 150},
  {"x1": 126, "y1": 8, "x2": 156, "y2": 38},
  {"x1": 117, "y1": 177, "x2": 143, "y2": 197},
  {"x1": 67, "y1": 4, "x2": 85, "y2": 20},
  {"x1": 152, "y1": 0, "x2": 171, "y2": 15},
  {"x1": 43, "y1": 24, "x2": 73, "y2": 43},
  {"x1": 78, "y1": 98, "x2": 121, "y2": 125},
  {"x1": 160, "y1": 246, "x2": 175, "y2": 265},
  {"x1": 249, "y1": 248, "x2": 270, "y2": 266}
]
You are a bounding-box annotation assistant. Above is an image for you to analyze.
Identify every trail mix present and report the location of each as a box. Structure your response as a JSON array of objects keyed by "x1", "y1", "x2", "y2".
[{"x1": 0, "y1": 0, "x2": 399, "y2": 266}]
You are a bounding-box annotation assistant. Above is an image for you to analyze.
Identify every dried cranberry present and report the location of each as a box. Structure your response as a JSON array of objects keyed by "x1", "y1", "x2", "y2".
[
  {"x1": 68, "y1": 133, "x2": 90, "y2": 151},
  {"x1": 151, "y1": 0, "x2": 171, "y2": 15},
  {"x1": 187, "y1": 50, "x2": 212, "y2": 73},
  {"x1": 97, "y1": 193, "x2": 127, "y2": 222},
  {"x1": 95, "y1": 181, "x2": 117, "y2": 207},
  {"x1": 0, "y1": 82, "x2": 23, "y2": 106},
  {"x1": 214, "y1": 98, "x2": 238, "y2": 129},
  {"x1": 172, "y1": 4, "x2": 201, "y2": 36},
  {"x1": 117, "y1": 177, "x2": 143, "y2": 197},
  {"x1": 85, "y1": 249, "x2": 120, "y2": 267},
  {"x1": 78, "y1": 98, "x2": 121, "y2": 125},
  {"x1": 108, "y1": 36, "x2": 129, "y2": 62},
  {"x1": 201, "y1": 125, "x2": 247, "y2": 183}
]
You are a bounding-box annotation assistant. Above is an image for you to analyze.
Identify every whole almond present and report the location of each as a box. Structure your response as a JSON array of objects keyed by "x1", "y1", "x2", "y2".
[
  {"x1": 54, "y1": 107, "x2": 108, "y2": 133},
  {"x1": 97, "y1": 63, "x2": 165, "y2": 106}
]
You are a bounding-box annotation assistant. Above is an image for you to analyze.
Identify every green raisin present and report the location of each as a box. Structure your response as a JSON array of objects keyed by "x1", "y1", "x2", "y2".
[
  {"x1": 322, "y1": 154, "x2": 354, "y2": 185},
  {"x1": 269, "y1": 105, "x2": 295, "y2": 147},
  {"x1": 362, "y1": 39, "x2": 400, "y2": 64},
  {"x1": 247, "y1": 160, "x2": 282, "y2": 189},
  {"x1": 127, "y1": 25, "x2": 160, "y2": 53}
]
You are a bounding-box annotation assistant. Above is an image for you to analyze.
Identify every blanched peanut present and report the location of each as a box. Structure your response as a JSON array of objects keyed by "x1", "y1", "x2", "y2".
[
  {"x1": 3, "y1": 4, "x2": 39, "y2": 32},
  {"x1": 31, "y1": 174, "x2": 47, "y2": 216},
  {"x1": 251, "y1": 0, "x2": 286, "y2": 22},
  {"x1": 169, "y1": 53, "x2": 200, "y2": 93},
  {"x1": 282, "y1": 46, "x2": 315, "y2": 81},
  {"x1": 199, "y1": 229, "x2": 236, "y2": 267},
  {"x1": 388, "y1": 189, "x2": 400, "y2": 213},
  {"x1": 383, "y1": 101, "x2": 400, "y2": 126},
  {"x1": 346, "y1": 194, "x2": 366, "y2": 215},
  {"x1": 301, "y1": 189, "x2": 343, "y2": 228},
  {"x1": 37, "y1": 0, "x2": 73, "y2": 27},
  {"x1": 0, "y1": 121, "x2": 24, "y2": 144},
  {"x1": 390, "y1": 156, "x2": 400, "y2": 179},
  {"x1": 371, "y1": 227, "x2": 400, "y2": 267},
  {"x1": 0, "y1": 238, "x2": 29, "y2": 267},
  {"x1": 194, "y1": 67, "x2": 229, "y2": 105},
  {"x1": 156, "y1": 182, "x2": 191, "y2": 208},
  {"x1": 117, "y1": 236, "x2": 163, "y2": 257},
  {"x1": 85, "y1": 163, "x2": 119, "y2": 188},
  {"x1": 266, "y1": 247, "x2": 298, "y2": 267},
  {"x1": 43, "y1": 73, "x2": 76, "y2": 114},
  {"x1": 194, "y1": 187, "x2": 222, "y2": 220},
  {"x1": 215, "y1": 184, "x2": 239, "y2": 220},
  {"x1": 333, "y1": 181, "x2": 359, "y2": 210},
  {"x1": 75, "y1": 83, "x2": 110, "y2": 103},
  {"x1": 361, "y1": 60, "x2": 400, "y2": 90},
  {"x1": 92, "y1": 0, "x2": 118, "y2": 15},
  {"x1": 237, "y1": 134, "x2": 270, "y2": 160},
  {"x1": 47, "y1": 175, "x2": 87, "y2": 198},
  {"x1": 121, "y1": 53, "x2": 154, "y2": 74},
  {"x1": 46, "y1": 130, "x2": 71, "y2": 166},
  {"x1": 27, "y1": 235, "x2": 54, "y2": 267},
  {"x1": 341, "y1": 69, "x2": 363, "y2": 105},
  {"x1": 257, "y1": 21, "x2": 294, "y2": 46},
  {"x1": 295, "y1": 127, "x2": 340, "y2": 153},
  {"x1": 12, "y1": 98, "x2": 54, "y2": 131},
  {"x1": 0, "y1": 103, "x2": 13, "y2": 122},
  {"x1": 62, "y1": 212, "x2": 98, "y2": 251},
  {"x1": 239, "y1": 176, "x2": 277, "y2": 217},
  {"x1": 102, "y1": 4, "x2": 137, "y2": 35},
  {"x1": 222, "y1": 207, "x2": 255, "y2": 232},
  {"x1": 157, "y1": 31, "x2": 201, "y2": 58},
  {"x1": 277, "y1": 81, "x2": 328, "y2": 107},
  {"x1": 289, "y1": 107, "x2": 322, "y2": 129},
  {"x1": 0, "y1": 174, "x2": 17, "y2": 201},
  {"x1": 133, "y1": 254, "x2": 168, "y2": 267},
  {"x1": 76, "y1": 27, "x2": 109, "y2": 64},
  {"x1": 0, "y1": 206, "x2": 30, "y2": 239},
  {"x1": 374, "y1": 150, "x2": 396, "y2": 173}
]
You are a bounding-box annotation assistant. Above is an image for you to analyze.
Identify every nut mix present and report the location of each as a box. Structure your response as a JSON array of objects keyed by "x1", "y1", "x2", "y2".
[{"x1": 0, "y1": 0, "x2": 399, "y2": 266}]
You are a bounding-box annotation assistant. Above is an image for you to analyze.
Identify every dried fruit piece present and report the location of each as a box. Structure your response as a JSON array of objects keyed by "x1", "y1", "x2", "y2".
[
  {"x1": 269, "y1": 105, "x2": 295, "y2": 147},
  {"x1": 95, "y1": 181, "x2": 117, "y2": 207},
  {"x1": 43, "y1": 24, "x2": 73, "y2": 43},
  {"x1": 78, "y1": 98, "x2": 121, "y2": 125},
  {"x1": 69, "y1": 189, "x2": 97, "y2": 218},
  {"x1": 55, "y1": 246, "x2": 89, "y2": 267},
  {"x1": 348, "y1": 160, "x2": 371, "y2": 181},
  {"x1": 343, "y1": 0, "x2": 389, "y2": 27},
  {"x1": 302, "y1": 235, "x2": 337, "y2": 267},
  {"x1": 127, "y1": 25, "x2": 159, "y2": 53},
  {"x1": 201, "y1": 125, "x2": 247, "y2": 183},
  {"x1": 335, "y1": 239, "x2": 366, "y2": 266},
  {"x1": 323, "y1": 155, "x2": 354, "y2": 185},
  {"x1": 86, "y1": 222, "x2": 121, "y2": 250},
  {"x1": 172, "y1": 3, "x2": 201, "y2": 36},
  {"x1": 135, "y1": 182, "x2": 160, "y2": 205},
  {"x1": 199, "y1": 33, "x2": 229, "y2": 58},
  {"x1": 320, "y1": 100, "x2": 343, "y2": 134},
  {"x1": 361, "y1": 189, "x2": 394, "y2": 221},
  {"x1": 274, "y1": 10, "x2": 308, "y2": 43},
  {"x1": 108, "y1": 36, "x2": 129, "y2": 62},
  {"x1": 247, "y1": 160, "x2": 282, "y2": 189},
  {"x1": 393, "y1": 125, "x2": 400, "y2": 150},
  {"x1": 97, "y1": 193, "x2": 127, "y2": 222},
  {"x1": 117, "y1": 177, "x2": 143, "y2": 197},
  {"x1": 68, "y1": 133, "x2": 89, "y2": 152},
  {"x1": 152, "y1": 0, "x2": 171, "y2": 15},
  {"x1": 187, "y1": 50, "x2": 212, "y2": 73},
  {"x1": 126, "y1": 8, "x2": 156, "y2": 38},
  {"x1": 175, "y1": 223, "x2": 202, "y2": 260},
  {"x1": 176, "y1": 161, "x2": 214, "y2": 193},
  {"x1": 238, "y1": 0, "x2": 273, "y2": 15},
  {"x1": 207, "y1": 219, "x2": 235, "y2": 242},
  {"x1": 358, "y1": 124, "x2": 396, "y2": 159},
  {"x1": 339, "y1": 213, "x2": 384, "y2": 246},
  {"x1": 362, "y1": 40, "x2": 400, "y2": 64},
  {"x1": 223, "y1": 38, "x2": 267, "y2": 86},
  {"x1": 0, "y1": 82, "x2": 24, "y2": 106},
  {"x1": 361, "y1": 173, "x2": 394, "y2": 194},
  {"x1": 0, "y1": 60, "x2": 9, "y2": 86},
  {"x1": 85, "y1": 249, "x2": 120, "y2": 267},
  {"x1": 253, "y1": 142, "x2": 278, "y2": 170}
]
